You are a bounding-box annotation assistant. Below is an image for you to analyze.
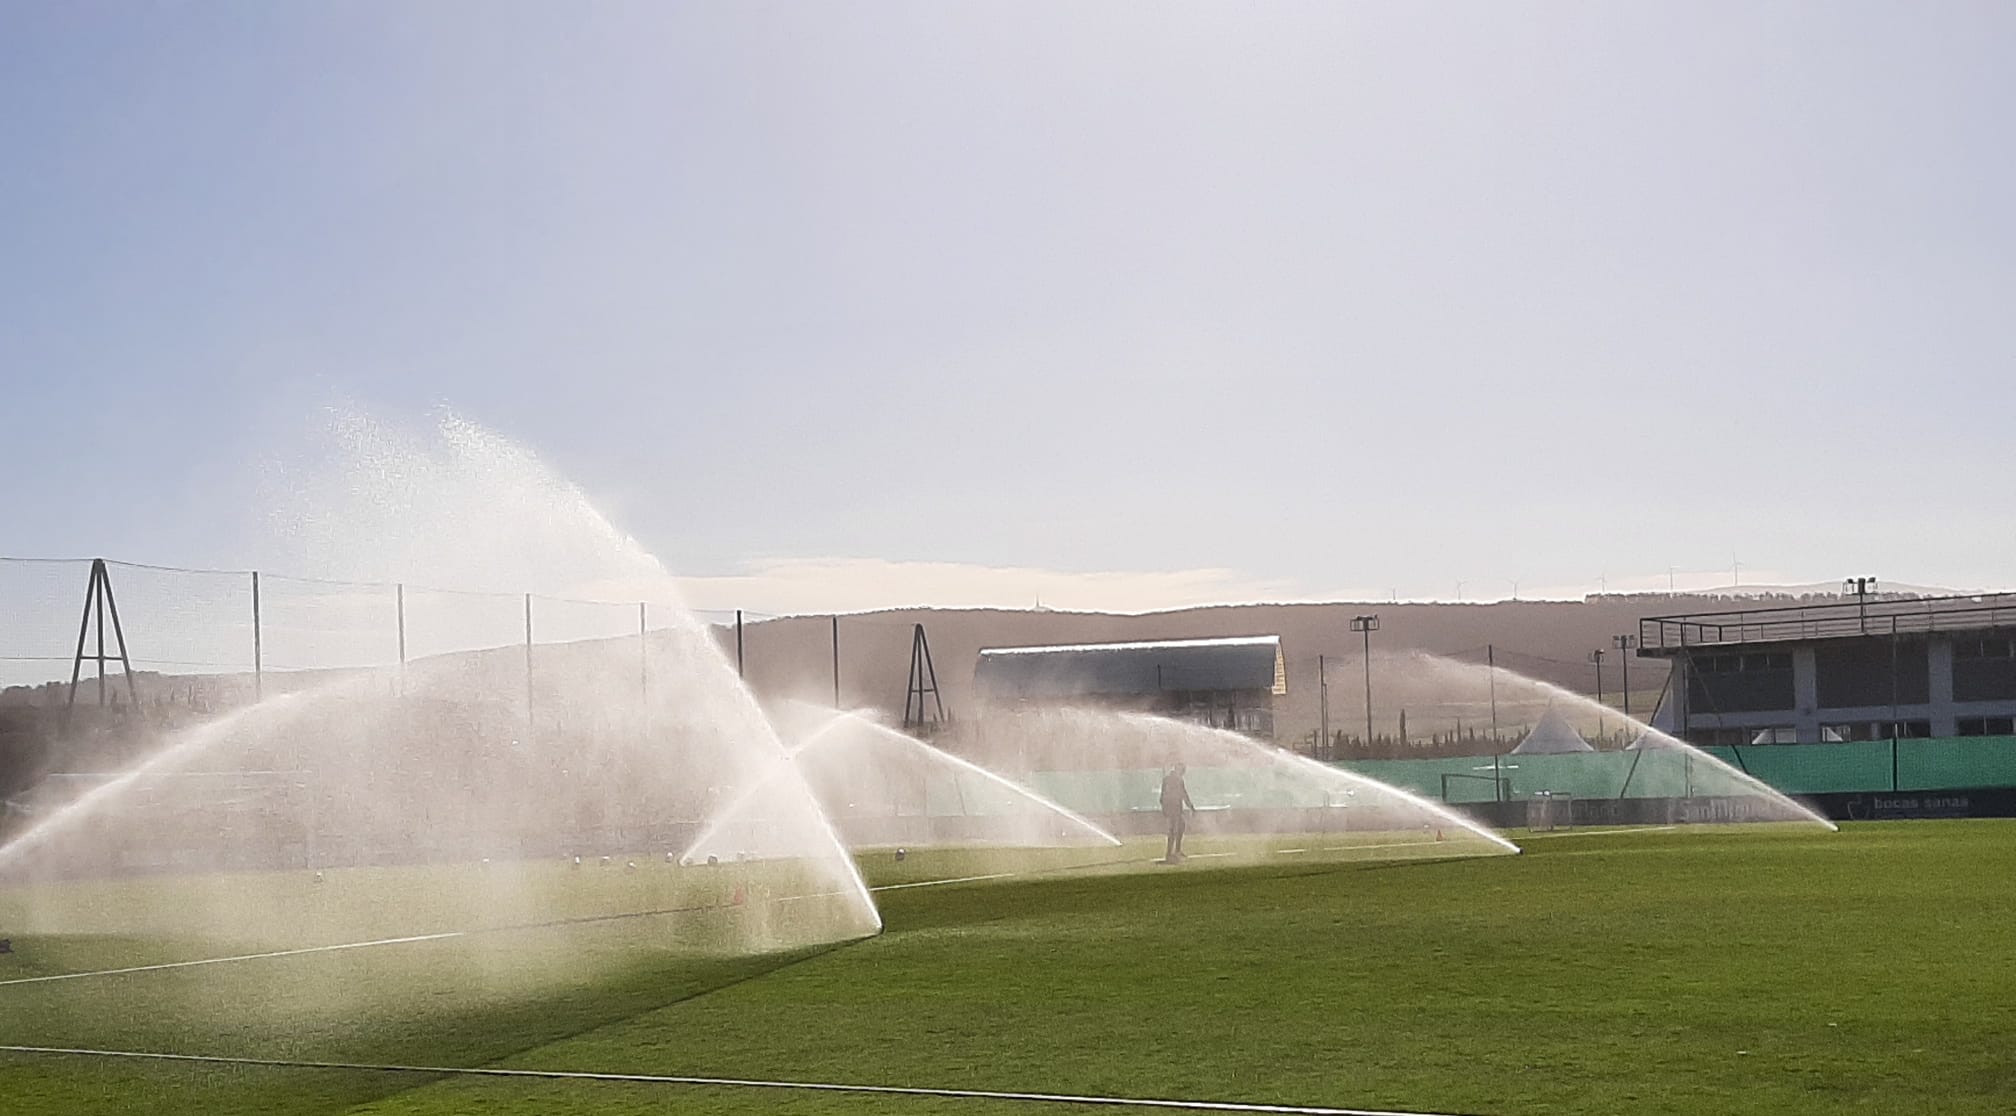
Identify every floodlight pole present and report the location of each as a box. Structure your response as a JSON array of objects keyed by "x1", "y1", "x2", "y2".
[
  {"x1": 831, "y1": 614, "x2": 841, "y2": 708},
  {"x1": 1589, "y1": 649, "x2": 1605, "y2": 739},
  {"x1": 1351, "y1": 615, "x2": 1379, "y2": 747},
  {"x1": 1613, "y1": 633, "x2": 1637, "y2": 720},
  {"x1": 1487, "y1": 643, "x2": 1500, "y2": 741},
  {"x1": 1317, "y1": 654, "x2": 1329, "y2": 758},
  {"x1": 1845, "y1": 576, "x2": 1878, "y2": 634}
]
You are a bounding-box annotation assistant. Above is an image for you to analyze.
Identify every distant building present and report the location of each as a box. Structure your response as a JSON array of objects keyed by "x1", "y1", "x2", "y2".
[
  {"x1": 973, "y1": 635, "x2": 1287, "y2": 738},
  {"x1": 1638, "y1": 593, "x2": 2016, "y2": 745}
]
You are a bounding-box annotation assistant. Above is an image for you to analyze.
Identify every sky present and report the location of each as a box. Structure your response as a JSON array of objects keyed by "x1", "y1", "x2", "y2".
[{"x1": 3, "y1": 2, "x2": 2013, "y2": 614}]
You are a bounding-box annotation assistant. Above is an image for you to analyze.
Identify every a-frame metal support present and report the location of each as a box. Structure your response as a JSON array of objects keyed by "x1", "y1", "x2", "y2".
[
  {"x1": 62, "y1": 558, "x2": 141, "y2": 735},
  {"x1": 902, "y1": 623, "x2": 948, "y2": 731}
]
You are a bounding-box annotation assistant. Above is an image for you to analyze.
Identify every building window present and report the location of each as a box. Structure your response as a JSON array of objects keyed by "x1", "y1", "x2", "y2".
[
  {"x1": 1954, "y1": 637, "x2": 2016, "y2": 660},
  {"x1": 1954, "y1": 633, "x2": 2016, "y2": 702},
  {"x1": 1689, "y1": 651, "x2": 1795, "y2": 714},
  {"x1": 1956, "y1": 716, "x2": 2016, "y2": 737},
  {"x1": 1815, "y1": 638, "x2": 1931, "y2": 708}
]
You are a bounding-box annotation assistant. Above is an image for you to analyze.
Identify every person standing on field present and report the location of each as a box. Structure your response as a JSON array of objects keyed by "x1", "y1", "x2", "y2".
[{"x1": 1160, "y1": 762, "x2": 1195, "y2": 863}]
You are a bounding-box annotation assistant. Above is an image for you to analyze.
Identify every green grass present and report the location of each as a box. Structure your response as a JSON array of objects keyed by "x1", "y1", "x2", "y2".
[{"x1": 5, "y1": 822, "x2": 2016, "y2": 1113}]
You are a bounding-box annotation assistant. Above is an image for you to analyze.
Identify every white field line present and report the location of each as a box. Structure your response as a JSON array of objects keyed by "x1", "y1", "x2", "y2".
[
  {"x1": 0, "y1": 1044, "x2": 1476, "y2": 1116},
  {"x1": 872, "y1": 872, "x2": 1018, "y2": 891},
  {"x1": 0, "y1": 895, "x2": 732, "y2": 988},
  {"x1": 0, "y1": 845, "x2": 1494, "y2": 989},
  {"x1": 1314, "y1": 840, "x2": 1486, "y2": 855},
  {"x1": 0, "y1": 932, "x2": 464, "y2": 988},
  {"x1": 2, "y1": 871, "x2": 1031, "y2": 984},
  {"x1": 1513, "y1": 826, "x2": 1680, "y2": 841}
]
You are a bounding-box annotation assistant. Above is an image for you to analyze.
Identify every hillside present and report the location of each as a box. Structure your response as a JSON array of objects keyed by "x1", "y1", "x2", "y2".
[{"x1": 734, "y1": 596, "x2": 1694, "y2": 744}]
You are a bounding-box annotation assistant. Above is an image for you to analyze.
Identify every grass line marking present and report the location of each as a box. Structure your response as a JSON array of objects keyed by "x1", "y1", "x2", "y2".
[
  {"x1": 872, "y1": 872, "x2": 1017, "y2": 891},
  {"x1": 0, "y1": 932, "x2": 465, "y2": 987},
  {"x1": 1515, "y1": 826, "x2": 1680, "y2": 841},
  {"x1": 0, "y1": 1044, "x2": 1475, "y2": 1116},
  {"x1": 0, "y1": 848, "x2": 1500, "y2": 990},
  {"x1": 0, "y1": 899, "x2": 730, "y2": 988},
  {"x1": 1316, "y1": 840, "x2": 1478, "y2": 854}
]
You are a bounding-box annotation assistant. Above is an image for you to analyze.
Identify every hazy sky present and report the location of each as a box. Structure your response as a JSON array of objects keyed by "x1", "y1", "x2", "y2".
[{"x1": 4, "y1": 3, "x2": 2012, "y2": 612}]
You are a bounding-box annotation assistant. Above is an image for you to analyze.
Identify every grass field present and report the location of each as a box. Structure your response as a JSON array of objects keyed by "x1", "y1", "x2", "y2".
[{"x1": 3, "y1": 821, "x2": 2014, "y2": 1114}]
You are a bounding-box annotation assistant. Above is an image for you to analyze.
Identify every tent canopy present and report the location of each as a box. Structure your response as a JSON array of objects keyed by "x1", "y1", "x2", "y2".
[{"x1": 1511, "y1": 707, "x2": 1595, "y2": 755}]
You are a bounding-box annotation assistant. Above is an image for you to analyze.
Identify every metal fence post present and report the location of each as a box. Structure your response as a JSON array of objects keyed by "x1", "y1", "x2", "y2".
[
  {"x1": 251, "y1": 570, "x2": 262, "y2": 701},
  {"x1": 395, "y1": 582, "x2": 406, "y2": 696}
]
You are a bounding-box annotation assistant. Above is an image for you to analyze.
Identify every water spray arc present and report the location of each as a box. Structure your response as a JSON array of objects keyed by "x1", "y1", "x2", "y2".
[
  {"x1": 1405, "y1": 652, "x2": 1836, "y2": 830},
  {"x1": 682, "y1": 707, "x2": 1123, "y2": 867},
  {"x1": 798, "y1": 709, "x2": 1123, "y2": 849},
  {"x1": 0, "y1": 409, "x2": 884, "y2": 952},
  {"x1": 974, "y1": 707, "x2": 1521, "y2": 860}
]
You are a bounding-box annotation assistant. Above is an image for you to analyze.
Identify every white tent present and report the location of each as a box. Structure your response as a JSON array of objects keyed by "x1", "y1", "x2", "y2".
[
  {"x1": 1625, "y1": 727, "x2": 1679, "y2": 751},
  {"x1": 1511, "y1": 707, "x2": 1595, "y2": 755}
]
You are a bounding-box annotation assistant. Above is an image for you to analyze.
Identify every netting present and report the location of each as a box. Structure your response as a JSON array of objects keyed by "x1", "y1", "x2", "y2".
[{"x1": 0, "y1": 559, "x2": 720, "y2": 699}]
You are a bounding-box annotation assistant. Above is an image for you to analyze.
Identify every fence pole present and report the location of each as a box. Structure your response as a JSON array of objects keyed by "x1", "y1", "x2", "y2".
[
  {"x1": 736, "y1": 609, "x2": 744, "y2": 678},
  {"x1": 831, "y1": 614, "x2": 841, "y2": 708},
  {"x1": 524, "y1": 593, "x2": 534, "y2": 731},
  {"x1": 251, "y1": 571, "x2": 262, "y2": 701},
  {"x1": 396, "y1": 583, "x2": 406, "y2": 696},
  {"x1": 638, "y1": 601, "x2": 648, "y2": 700}
]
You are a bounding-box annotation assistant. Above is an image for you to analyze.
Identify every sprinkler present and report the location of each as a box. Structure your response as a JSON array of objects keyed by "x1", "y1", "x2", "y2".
[{"x1": 895, "y1": 847, "x2": 908, "y2": 862}]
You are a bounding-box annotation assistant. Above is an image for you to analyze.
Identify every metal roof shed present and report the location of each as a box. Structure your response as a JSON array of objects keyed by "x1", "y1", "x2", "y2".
[{"x1": 974, "y1": 636, "x2": 1288, "y2": 701}]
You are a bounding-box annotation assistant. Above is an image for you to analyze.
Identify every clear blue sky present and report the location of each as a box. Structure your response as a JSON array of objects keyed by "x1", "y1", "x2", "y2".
[{"x1": 4, "y1": 2, "x2": 2012, "y2": 610}]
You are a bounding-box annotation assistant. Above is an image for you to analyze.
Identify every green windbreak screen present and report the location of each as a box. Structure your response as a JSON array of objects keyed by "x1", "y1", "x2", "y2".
[
  {"x1": 1333, "y1": 736, "x2": 2016, "y2": 800},
  {"x1": 992, "y1": 738, "x2": 2016, "y2": 815}
]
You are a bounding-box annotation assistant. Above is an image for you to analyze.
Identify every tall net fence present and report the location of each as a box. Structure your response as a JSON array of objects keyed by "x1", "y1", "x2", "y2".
[{"x1": 0, "y1": 557, "x2": 730, "y2": 703}]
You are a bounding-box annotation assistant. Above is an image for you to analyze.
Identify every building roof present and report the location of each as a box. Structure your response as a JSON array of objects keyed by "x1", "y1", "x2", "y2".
[
  {"x1": 975, "y1": 635, "x2": 1287, "y2": 701},
  {"x1": 1638, "y1": 592, "x2": 2016, "y2": 653}
]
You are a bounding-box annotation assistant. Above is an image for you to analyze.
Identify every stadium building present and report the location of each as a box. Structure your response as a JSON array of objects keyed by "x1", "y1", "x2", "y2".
[
  {"x1": 1639, "y1": 593, "x2": 2016, "y2": 745},
  {"x1": 972, "y1": 635, "x2": 1287, "y2": 739}
]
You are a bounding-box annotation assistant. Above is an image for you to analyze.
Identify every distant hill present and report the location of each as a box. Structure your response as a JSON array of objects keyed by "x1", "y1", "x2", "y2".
[
  {"x1": 1610, "y1": 582, "x2": 1971, "y2": 601},
  {"x1": 735, "y1": 597, "x2": 1702, "y2": 745}
]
